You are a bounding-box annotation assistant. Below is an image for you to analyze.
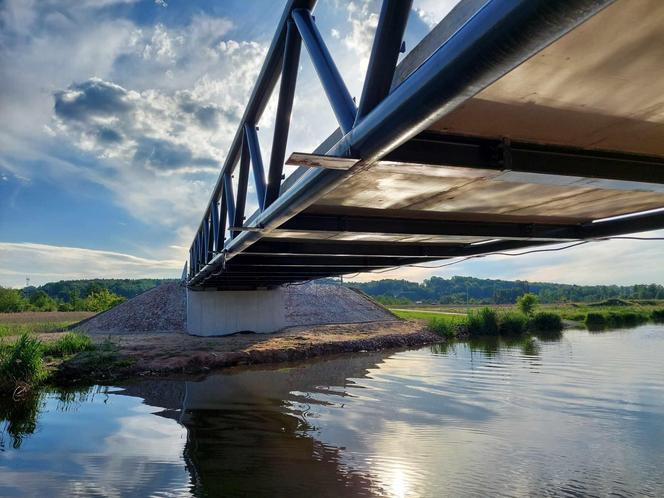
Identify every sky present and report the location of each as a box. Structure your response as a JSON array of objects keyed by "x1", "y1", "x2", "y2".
[{"x1": 0, "y1": 0, "x2": 662, "y2": 288}]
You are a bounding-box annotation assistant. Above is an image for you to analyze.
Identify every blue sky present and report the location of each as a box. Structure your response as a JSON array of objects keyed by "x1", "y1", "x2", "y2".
[{"x1": 0, "y1": 0, "x2": 662, "y2": 288}]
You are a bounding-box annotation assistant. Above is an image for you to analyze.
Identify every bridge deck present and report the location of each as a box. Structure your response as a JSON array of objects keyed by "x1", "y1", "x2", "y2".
[{"x1": 188, "y1": 0, "x2": 664, "y2": 290}]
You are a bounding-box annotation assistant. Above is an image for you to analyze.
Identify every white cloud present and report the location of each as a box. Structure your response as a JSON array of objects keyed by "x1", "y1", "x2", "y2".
[
  {"x1": 52, "y1": 78, "x2": 221, "y2": 174},
  {"x1": 342, "y1": 1, "x2": 380, "y2": 70},
  {"x1": 1, "y1": 2, "x2": 268, "y2": 242},
  {"x1": 0, "y1": 242, "x2": 182, "y2": 288},
  {"x1": 412, "y1": 0, "x2": 463, "y2": 29}
]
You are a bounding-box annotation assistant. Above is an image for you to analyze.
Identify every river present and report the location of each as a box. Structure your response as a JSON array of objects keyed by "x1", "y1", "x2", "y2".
[{"x1": 1, "y1": 325, "x2": 663, "y2": 497}]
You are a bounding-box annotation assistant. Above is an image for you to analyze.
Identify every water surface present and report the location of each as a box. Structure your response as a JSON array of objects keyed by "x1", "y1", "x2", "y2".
[{"x1": 1, "y1": 325, "x2": 663, "y2": 497}]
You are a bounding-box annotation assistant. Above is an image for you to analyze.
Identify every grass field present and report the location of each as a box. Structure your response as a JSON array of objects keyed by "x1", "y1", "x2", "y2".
[
  {"x1": 390, "y1": 301, "x2": 664, "y2": 337},
  {"x1": 391, "y1": 302, "x2": 664, "y2": 321},
  {"x1": 0, "y1": 312, "x2": 94, "y2": 337},
  {"x1": 391, "y1": 309, "x2": 467, "y2": 323}
]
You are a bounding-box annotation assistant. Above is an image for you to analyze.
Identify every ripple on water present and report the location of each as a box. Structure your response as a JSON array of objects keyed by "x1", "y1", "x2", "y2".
[{"x1": 1, "y1": 326, "x2": 663, "y2": 497}]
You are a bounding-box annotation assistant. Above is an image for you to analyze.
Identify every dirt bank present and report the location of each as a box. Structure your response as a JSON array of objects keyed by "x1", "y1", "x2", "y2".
[{"x1": 48, "y1": 320, "x2": 438, "y2": 382}]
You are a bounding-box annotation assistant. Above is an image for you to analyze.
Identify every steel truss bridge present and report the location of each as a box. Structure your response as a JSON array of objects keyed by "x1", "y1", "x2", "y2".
[{"x1": 186, "y1": 0, "x2": 664, "y2": 290}]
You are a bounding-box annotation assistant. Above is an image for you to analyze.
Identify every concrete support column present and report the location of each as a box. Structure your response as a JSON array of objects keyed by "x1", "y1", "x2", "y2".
[{"x1": 186, "y1": 287, "x2": 286, "y2": 336}]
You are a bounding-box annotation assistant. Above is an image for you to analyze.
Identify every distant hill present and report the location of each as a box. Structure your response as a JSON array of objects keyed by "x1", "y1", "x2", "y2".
[
  {"x1": 342, "y1": 276, "x2": 664, "y2": 305},
  {"x1": 30, "y1": 278, "x2": 176, "y2": 302}
]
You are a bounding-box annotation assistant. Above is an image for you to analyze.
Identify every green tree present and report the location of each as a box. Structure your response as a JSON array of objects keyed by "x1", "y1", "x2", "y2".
[
  {"x1": 517, "y1": 293, "x2": 539, "y2": 316},
  {"x1": 83, "y1": 289, "x2": 126, "y2": 312},
  {"x1": 0, "y1": 287, "x2": 28, "y2": 312},
  {"x1": 28, "y1": 290, "x2": 58, "y2": 311}
]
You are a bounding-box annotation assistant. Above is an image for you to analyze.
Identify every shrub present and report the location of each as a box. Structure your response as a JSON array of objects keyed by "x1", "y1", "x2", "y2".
[
  {"x1": 83, "y1": 289, "x2": 126, "y2": 312},
  {"x1": 467, "y1": 307, "x2": 499, "y2": 336},
  {"x1": 652, "y1": 309, "x2": 664, "y2": 323},
  {"x1": 427, "y1": 317, "x2": 457, "y2": 339},
  {"x1": 28, "y1": 291, "x2": 58, "y2": 312},
  {"x1": 529, "y1": 312, "x2": 563, "y2": 332},
  {"x1": 498, "y1": 312, "x2": 527, "y2": 336},
  {"x1": 0, "y1": 287, "x2": 28, "y2": 313},
  {"x1": 0, "y1": 334, "x2": 47, "y2": 395},
  {"x1": 516, "y1": 293, "x2": 539, "y2": 316},
  {"x1": 586, "y1": 310, "x2": 648, "y2": 330},
  {"x1": 620, "y1": 311, "x2": 647, "y2": 327},
  {"x1": 585, "y1": 312, "x2": 607, "y2": 330},
  {"x1": 43, "y1": 333, "x2": 94, "y2": 357}
]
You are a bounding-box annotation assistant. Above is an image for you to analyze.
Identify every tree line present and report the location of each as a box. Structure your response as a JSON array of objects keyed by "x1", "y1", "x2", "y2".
[
  {"x1": 2, "y1": 276, "x2": 663, "y2": 313},
  {"x1": 0, "y1": 278, "x2": 173, "y2": 313},
  {"x1": 346, "y1": 276, "x2": 664, "y2": 304}
]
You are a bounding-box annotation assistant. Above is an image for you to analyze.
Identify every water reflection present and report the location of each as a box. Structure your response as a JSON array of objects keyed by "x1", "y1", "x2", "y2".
[
  {"x1": 136, "y1": 353, "x2": 393, "y2": 497},
  {"x1": 0, "y1": 385, "x2": 191, "y2": 498},
  {"x1": 0, "y1": 392, "x2": 42, "y2": 450},
  {"x1": 1, "y1": 326, "x2": 663, "y2": 497}
]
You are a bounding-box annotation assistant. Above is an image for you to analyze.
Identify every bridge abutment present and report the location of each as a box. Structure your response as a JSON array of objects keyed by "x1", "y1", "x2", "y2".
[{"x1": 186, "y1": 287, "x2": 286, "y2": 336}]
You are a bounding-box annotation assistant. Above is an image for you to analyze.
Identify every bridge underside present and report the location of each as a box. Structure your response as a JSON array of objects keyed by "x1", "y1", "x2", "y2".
[{"x1": 190, "y1": 0, "x2": 664, "y2": 290}]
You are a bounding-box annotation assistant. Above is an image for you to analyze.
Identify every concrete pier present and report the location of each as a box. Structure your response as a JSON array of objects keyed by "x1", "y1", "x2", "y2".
[{"x1": 186, "y1": 287, "x2": 286, "y2": 336}]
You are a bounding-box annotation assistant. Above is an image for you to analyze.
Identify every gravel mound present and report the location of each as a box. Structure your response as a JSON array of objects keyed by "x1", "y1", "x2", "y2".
[
  {"x1": 284, "y1": 283, "x2": 396, "y2": 326},
  {"x1": 77, "y1": 281, "x2": 396, "y2": 334},
  {"x1": 78, "y1": 281, "x2": 186, "y2": 334}
]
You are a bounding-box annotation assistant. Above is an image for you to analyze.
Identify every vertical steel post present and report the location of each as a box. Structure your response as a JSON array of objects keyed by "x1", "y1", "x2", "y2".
[
  {"x1": 210, "y1": 196, "x2": 219, "y2": 253},
  {"x1": 223, "y1": 173, "x2": 236, "y2": 239},
  {"x1": 291, "y1": 8, "x2": 357, "y2": 133},
  {"x1": 217, "y1": 192, "x2": 227, "y2": 252},
  {"x1": 202, "y1": 217, "x2": 210, "y2": 264},
  {"x1": 192, "y1": 236, "x2": 198, "y2": 274},
  {"x1": 196, "y1": 231, "x2": 203, "y2": 271},
  {"x1": 354, "y1": 0, "x2": 412, "y2": 125},
  {"x1": 244, "y1": 123, "x2": 267, "y2": 210},
  {"x1": 265, "y1": 18, "x2": 302, "y2": 209},
  {"x1": 207, "y1": 213, "x2": 214, "y2": 260},
  {"x1": 233, "y1": 133, "x2": 251, "y2": 237}
]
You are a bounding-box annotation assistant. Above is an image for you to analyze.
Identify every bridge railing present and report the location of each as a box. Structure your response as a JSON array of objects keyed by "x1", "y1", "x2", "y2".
[{"x1": 187, "y1": 0, "x2": 413, "y2": 281}]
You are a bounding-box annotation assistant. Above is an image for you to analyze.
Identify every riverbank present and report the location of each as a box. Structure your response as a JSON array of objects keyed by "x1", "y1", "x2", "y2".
[
  {"x1": 68, "y1": 319, "x2": 439, "y2": 379},
  {"x1": 0, "y1": 313, "x2": 441, "y2": 395}
]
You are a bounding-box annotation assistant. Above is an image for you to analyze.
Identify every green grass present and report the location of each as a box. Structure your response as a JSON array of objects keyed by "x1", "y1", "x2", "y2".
[
  {"x1": 0, "y1": 332, "x2": 111, "y2": 396},
  {"x1": 392, "y1": 302, "x2": 661, "y2": 332},
  {"x1": 427, "y1": 317, "x2": 461, "y2": 338},
  {"x1": 467, "y1": 308, "x2": 499, "y2": 336},
  {"x1": 497, "y1": 311, "x2": 528, "y2": 336},
  {"x1": 42, "y1": 333, "x2": 94, "y2": 358},
  {"x1": 0, "y1": 334, "x2": 48, "y2": 395},
  {"x1": 0, "y1": 321, "x2": 75, "y2": 337},
  {"x1": 585, "y1": 310, "x2": 650, "y2": 331},
  {"x1": 529, "y1": 312, "x2": 563, "y2": 332},
  {"x1": 391, "y1": 309, "x2": 466, "y2": 321}
]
